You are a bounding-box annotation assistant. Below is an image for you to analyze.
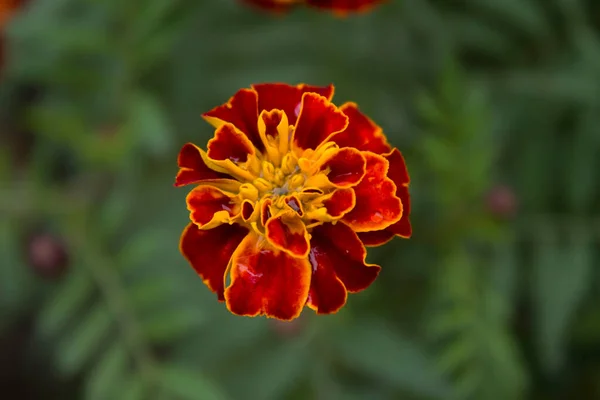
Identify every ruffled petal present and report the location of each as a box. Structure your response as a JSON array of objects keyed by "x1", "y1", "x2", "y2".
[
  {"x1": 207, "y1": 123, "x2": 255, "y2": 163},
  {"x1": 293, "y1": 93, "x2": 348, "y2": 151},
  {"x1": 224, "y1": 233, "x2": 311, "y2": 321},
  {"x1": 252, "y1": 83, "x2": 335, "y2": 126},
  {"x1": 265, "y1": 211, "x2": 310, "y2": 258},
  {"x1": 257, "y1": 109, "x2": 289, "y2": 165},
  {"x1": 307, "y1": 222, "x2": 380, "y2": 313},
  {"x1": 202, "y1": 88, "x2": 262, "y2": 150},
  {"x1": 343, "y1": 152, "x2": 402, "y2": 232},
  {"x1": 179, "y1": 223, "x2": 249, "y2": 301},
  {"x1": 322, "y1": 188, "x2": 356, "y2": 218},
  {"x1": 319, "y1": 147, "x2": 366, "y2": 187},
  {"x1": 334, "y1": 103, "x2": 391, "y2": 154},
  {"x1": 174, "y1": 143, "x2": 233, "y2": 187},
  {"x1": 359, "y1": 148, "x2": 412, "y2": 242},
  {"x1": 186, "y1": 185, "x2": 240, "y2": 229}
]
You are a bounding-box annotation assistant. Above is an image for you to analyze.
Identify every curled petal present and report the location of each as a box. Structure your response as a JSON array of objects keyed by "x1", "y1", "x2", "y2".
[
  {"x1": 179, "y1": 223, "x2": 249, "y2": 301},
  {"x1": 335, "y1": 103, "x2": 391, "y2": 154},
  {"x1": 293, "y1": 93, "x2": 348, "y2": 151},
  {"x1": 241, "y1": 200, "x2": 255, "y2": 222},
  {"x1": 343, "y1": 152, "x2": 402, "y2": 232},
  {"x1": 224, "y1": 233, "x2": 311, "y2": 321},
  {"x1": 252, "y1": 83, "x2": 335, "y2": 126},
  {"x1": 186, "y1": 186, "x2": 240, "y2": 229},
  {"x1": 322, "y1": 188, "x2": 355, "y2": 218},
  {"x1": 285, "y1": 195, "x2": 304, "y2": 216},
  {"x1": 307, "y1": 222, "x2": 381, "y2": 314},
  {"x1": 174, "y1": 143, "x2": 232, "y2": 187},
  {"x1": 319, "y1": 147, "x2": 366, "y2": 187},
  {"x1": 258, "y1": 109, "x2": 289, "y2": 165},
  {"x1": 265, "y1": 211, "x2": 310, "y2": 258},
  {"x1": 385, "y1": 147, "x2": 410, "y2": 186},
  {"x1": 207, "y1": 123, "x2": 255, "y2": 163},
  {"x1": 260, "y1": 198, "x2": 273, "y2": 227},
  {"x1": 202, "y1": 88, "x2": 262, "y2": 150}
]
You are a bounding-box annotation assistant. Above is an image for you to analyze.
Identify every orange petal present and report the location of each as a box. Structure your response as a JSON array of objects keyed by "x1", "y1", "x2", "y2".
[
  {"x1": 342, "y1": 152, "x2": 402, "y2": 232},
  {"x1": 307, "y1": 222, "x2": 381, "y2": 314},
  {"x1": 361, "y1": 148, "x2": 412, "y2": 241},
  {"x1": 265, "y1": 211, "x2": 310, "y2": 258},
  {"x1": 202, "y1": 88, "x2": 262, "y2": 150},
  {"x1": 186, "y1": 185, "x2": 240, "y2": 229},
  {"x1": 207, "y1": 123, "x2": 255, "y2": 163},
  {"x1": 224, "y1": 233, "x2": 311, "y2": 321},
  {"x1": 293, "y1": 93, "x2": 348, "y2": 151},
  {"x1": 319, "y1": 147, "x2": 366, "y2": 187},
  {"x1": 179, "y1": 223, "x2": 249, "y2": 301},
  {"x1": 174, "y1": 143, "x2": 233, "y2": 187},
  {"x1": 334, "y1": 103, "x2": 391, "y2": 154},
  {"x1": 252, "y1": 83, "x2": 335, "y2": 126}
]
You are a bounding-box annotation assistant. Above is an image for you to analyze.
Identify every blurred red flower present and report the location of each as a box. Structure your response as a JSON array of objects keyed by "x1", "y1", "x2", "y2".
[
  {"x1": 0, "y1": 0, "x2": 26, "y2": 74},
  {"x1": 175, "y1": 83, "x2": 411, "y2": 321},
  {"x1": 241, "y1": 0, "x2": 384, "y2": 15}
]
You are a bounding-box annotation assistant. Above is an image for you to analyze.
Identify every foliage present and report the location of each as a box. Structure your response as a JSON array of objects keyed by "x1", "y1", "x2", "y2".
[{"x1": 1, "y1": 0, "x2": 599, "y2": 399}]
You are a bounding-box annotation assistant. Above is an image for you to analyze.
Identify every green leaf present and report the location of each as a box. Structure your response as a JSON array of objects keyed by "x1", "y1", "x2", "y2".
[
  {"x1": 121, "y1": 376, "x2": 146, "y2": 400},
  {"x1": 334, "y1": 319, "x2": 451, "y2": 399},
  {"x1": 533, "y1": 223, "x2": 593, "y2": 374},
  {"x1": 56, "y1": 303, "x2": 113, "y2": 376},
  {"x1": 223, "y1": 334, "x2": 312, "y2": 400},
  {"x1": 129, "y1": 92, "x2": 173, "y2": 157},
  {"x1": 160, "y1": 364, "x2": 227, "y2": 400},
  {"x1": 36, "y1": 269, "x2": 94, "y2": 338},
  {"x1": 85, "y1": 341, "x2": 128, "y2": 400},
  {"x1": 141, "y1": 307, "x2": 204, "y2": 344}
]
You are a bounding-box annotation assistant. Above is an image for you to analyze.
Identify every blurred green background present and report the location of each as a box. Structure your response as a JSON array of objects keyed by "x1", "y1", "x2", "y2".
[{"x1": 1, "y1": 0, "x2": 600, "y2": 399}]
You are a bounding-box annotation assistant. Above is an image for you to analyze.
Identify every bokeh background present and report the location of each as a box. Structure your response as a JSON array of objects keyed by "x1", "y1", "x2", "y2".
[{"x1": 1, "y1": 0, "x2": 600, "y2": 399}]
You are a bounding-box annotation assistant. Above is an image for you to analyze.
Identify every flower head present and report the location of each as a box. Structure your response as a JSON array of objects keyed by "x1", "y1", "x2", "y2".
[
  {"x1": 241, "y1": 0, "x2": 384, "y2": 15},
  {"x1": 176, "y1": 83, "x2": 411, "y2": 321},
  {"x1": 0, "y1": 0, "x2": 26, "y2": 74}
]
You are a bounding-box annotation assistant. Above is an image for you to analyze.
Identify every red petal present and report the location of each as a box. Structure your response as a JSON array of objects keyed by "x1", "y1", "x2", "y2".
[
  {"x1": 202, "y1": 88, "x2": 262, "y2": 150},
  {"x1": 323, "y1": 188, "x2": 355, "y2": 217},
  {"x1": 311, "y1": 222, "x2": 380, "y2": 293},
  {"x1": 342, "y1": 152, "x2": 402, "y2": 232},
  {"x1": 186, "y1": 186, "x2": 239, "y2": 228},
  {"x1": 307, "y1": 0, "x2": 384, "y2": 13},
  {"x1": 207, "y1": 124, "x2": 255, "y2": 163},
  {"x1": 385, "y1": 148, "x2": 410, "y2": 186},
  {"x1": 174, "y1": 143, "x2": 231, "y2": 187},
  {"x1": 241, "y1": 200, "x2": 255, "y2": 221},
  {"x1": 358, "y1": 230, "x2": 395, "y2": 246},
  {"x1": 179, "y1": 223, "x2": 249, "y2": 301},
  {"x1": 320, "y1": 147, "x2": 366, "y2": 187},
  {"x1": 252, "y1": 83, "x2": 335, "y2": 126},
  {"x1": 224, "y1": 233, "x2": 311, "y2": 320},
  {"x1": 265, "y1": 212, "x2": 310, "y2": 258},
  {"x1": 306, "y1": 251, "x2": 348, "y2": 314},
  {"x1": 293, "y1": 93, "x2": 348, "y2": 151},
  {"x1": 334, "y1": 103, "x2": 391, "y2": 154},
  {"x1": 386, "y1": 184, "x2": 412, "y2": 237},
  {"x1": 364, "y1": 149, "x2": 412, "y2": 239}
]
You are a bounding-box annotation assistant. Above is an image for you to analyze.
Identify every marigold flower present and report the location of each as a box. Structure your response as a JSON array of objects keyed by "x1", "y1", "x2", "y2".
[
  {"x1": 176, "y1": 83, "x2": 411, "y2": 321},
  {"x1": 0, "y1": 0, "x2": 26, "y2": 74},
  {"x1": 241, "y1": 0, "x2": 384, "y2": 15}
]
